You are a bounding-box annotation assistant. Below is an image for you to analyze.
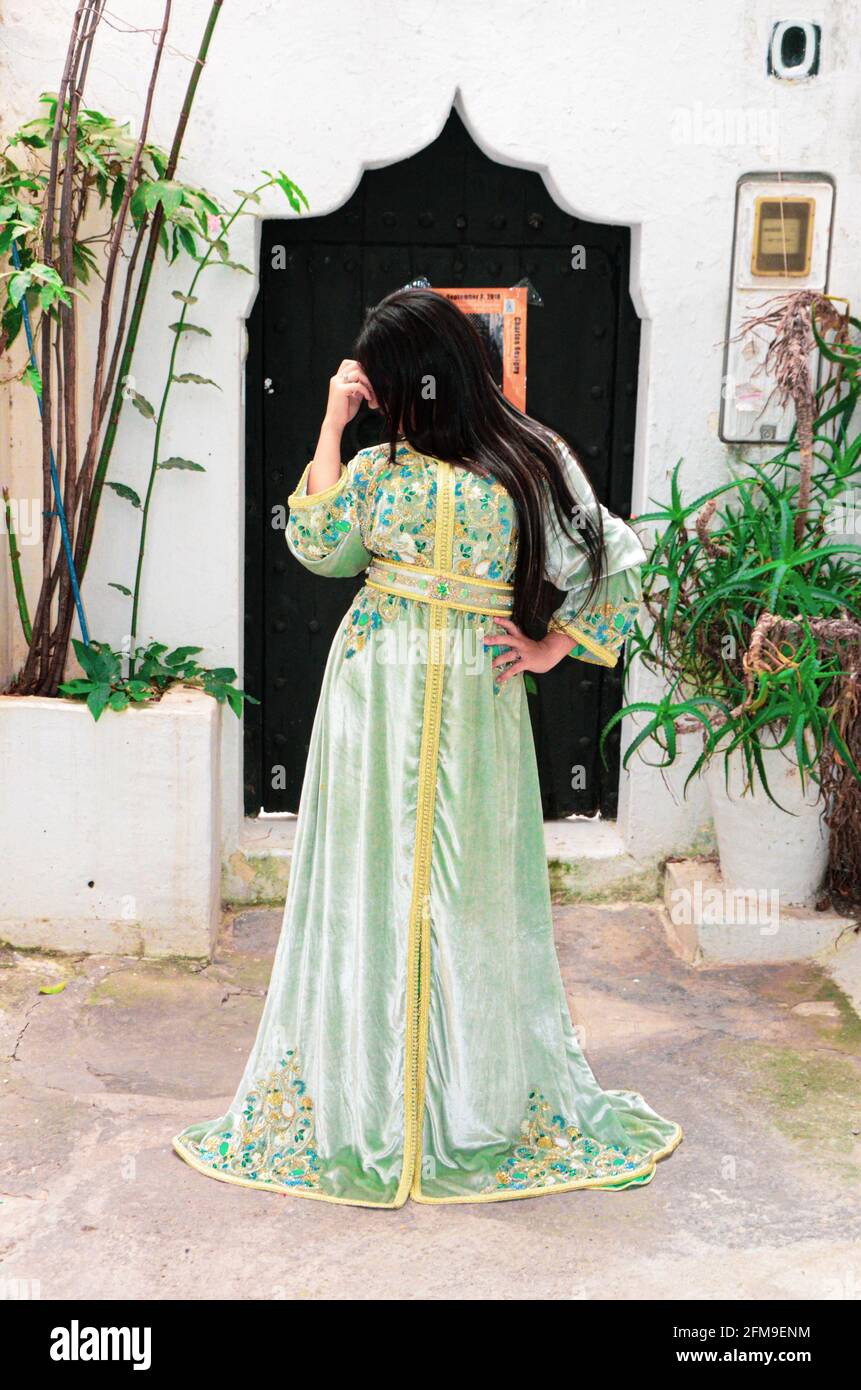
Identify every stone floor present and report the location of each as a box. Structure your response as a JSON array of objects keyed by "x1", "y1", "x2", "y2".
[{"x1": 1, "y1": 905, "x2": 860, "y2": 1301}]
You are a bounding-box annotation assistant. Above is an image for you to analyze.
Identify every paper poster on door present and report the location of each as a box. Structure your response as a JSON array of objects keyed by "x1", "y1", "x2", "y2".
[{"x1": 433, "y1": 287, "x2": 528, "y2": 411}]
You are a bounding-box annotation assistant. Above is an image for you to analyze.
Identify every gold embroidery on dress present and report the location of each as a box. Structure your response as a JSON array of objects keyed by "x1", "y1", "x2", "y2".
[
  {"x1": 550, "y1": 597, "x2": 639, "y2": 666},
  {"x1": 494, "y1": 1089, "x2": 644, "y2": 1191},
  {"x1": 193, "y1": 1051, "x2": 321, "y2": 1189},
  {"x1": 451, "y1": 466, "x2": 517, "y2": 580},
  {"x1": 343, "y1": 587, "x2": 409, "y2": 658}
]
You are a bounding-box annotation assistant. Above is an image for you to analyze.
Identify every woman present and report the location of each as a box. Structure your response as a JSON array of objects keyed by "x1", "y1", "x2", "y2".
[{"x1": 173, "y1": 288, "x2": 681, "y2": 1206}]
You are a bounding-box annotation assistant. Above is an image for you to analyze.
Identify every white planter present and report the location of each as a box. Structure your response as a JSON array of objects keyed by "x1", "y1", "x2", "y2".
[
  {"x1": 0, "y1": 687, "x2": 222, "y2": 958},
  {"x1": 705, "y1": 746, "x2": 828, "y2": 909}
]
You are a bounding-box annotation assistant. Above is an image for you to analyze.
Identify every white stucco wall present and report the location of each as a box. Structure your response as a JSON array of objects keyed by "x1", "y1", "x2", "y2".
[{"x1": 2, "y1": 0, "x2": 859, "y2": 865}]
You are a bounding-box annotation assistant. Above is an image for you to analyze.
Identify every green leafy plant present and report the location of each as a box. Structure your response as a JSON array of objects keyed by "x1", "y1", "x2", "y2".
[
  {"x1": 104, "y1": 171, "x2": 306, "y2": 655},
  {"x1": 59, "y1": 639, "x2": 257, "y2": 722},
  {"x1": 1, "y1": 94, "x2": 175, "y2": 347},
  {"x1": 605, "y1": 292, "x2": 861, "y2": 903},
  {"x1": 1, "y1": 2, "x2": 226, "y2": 695},
  {"x1": 2, "y1": 2, "x2": 307, "y2": 729}
]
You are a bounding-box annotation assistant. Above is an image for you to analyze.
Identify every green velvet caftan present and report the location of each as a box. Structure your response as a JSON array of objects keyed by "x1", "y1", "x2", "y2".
[{"x1": 173, "y1": 437, "x2": 681, "y2": 1206}]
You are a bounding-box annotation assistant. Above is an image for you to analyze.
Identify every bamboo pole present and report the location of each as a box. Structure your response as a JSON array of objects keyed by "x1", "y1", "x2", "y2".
[{"x1": 2, "y1": 488, "x2": 32, "y2": 645}]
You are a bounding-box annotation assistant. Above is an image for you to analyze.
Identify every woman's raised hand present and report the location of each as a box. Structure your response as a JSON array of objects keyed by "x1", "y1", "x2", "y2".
[
  {"x1": 307, "y1": 360, "x2": 379, "y2": 495},
  {"x1": 323, "y1": 359, "x2": 378, "y2": 431}
]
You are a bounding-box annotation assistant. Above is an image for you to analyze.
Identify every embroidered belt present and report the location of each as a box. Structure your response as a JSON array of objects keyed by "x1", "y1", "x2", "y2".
[{"x1": 365, "y1": 557, "x2": 514, "y2": 617}]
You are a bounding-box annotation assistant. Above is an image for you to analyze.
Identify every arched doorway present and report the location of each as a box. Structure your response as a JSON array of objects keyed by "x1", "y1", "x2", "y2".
[{"x1": 244, "y1": 110, "x2": 641, "y2": 818}]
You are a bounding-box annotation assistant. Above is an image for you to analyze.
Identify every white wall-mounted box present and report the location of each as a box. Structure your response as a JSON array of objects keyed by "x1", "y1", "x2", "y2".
[{"x1": 720, "y1": 173, "x2": 835, "y2": 444}]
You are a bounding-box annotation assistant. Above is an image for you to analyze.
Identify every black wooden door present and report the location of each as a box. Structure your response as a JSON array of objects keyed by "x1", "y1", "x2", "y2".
[{"x1": 244, "y1": 111, "x2": 640, "y2": 818}]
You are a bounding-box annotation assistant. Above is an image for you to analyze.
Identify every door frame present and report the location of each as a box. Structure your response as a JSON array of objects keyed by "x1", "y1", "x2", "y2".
[{"x1": 229, "y1": 96, "x2": 653, "y2": 851}]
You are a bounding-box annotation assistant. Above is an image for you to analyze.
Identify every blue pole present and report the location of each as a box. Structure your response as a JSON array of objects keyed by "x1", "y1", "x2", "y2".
[{"x1": 11, "y1": 240, "x2": 90, "y2": 645}]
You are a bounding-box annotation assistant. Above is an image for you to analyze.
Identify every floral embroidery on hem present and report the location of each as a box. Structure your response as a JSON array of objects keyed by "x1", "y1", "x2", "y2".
[
  {"x1": 192, "y1": 1051, "x2": 321, "y2": 1189},
  {"x1": 493, "y1": 1089, "x2": 643, "y2": 1191}
]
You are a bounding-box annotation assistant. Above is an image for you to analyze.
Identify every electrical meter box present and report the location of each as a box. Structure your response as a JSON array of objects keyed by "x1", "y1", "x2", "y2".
[{"x1": 720, "y1": 173, "x2": 834, "y2": 444}]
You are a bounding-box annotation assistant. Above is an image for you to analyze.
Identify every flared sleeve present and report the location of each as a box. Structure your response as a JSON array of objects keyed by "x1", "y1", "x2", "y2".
[
  {"x1": 543, "y1": 437, "x2": 646, "y2": 668},
  {"x1": 286, "y1": 448, "x2": 377, "y2": 579}
]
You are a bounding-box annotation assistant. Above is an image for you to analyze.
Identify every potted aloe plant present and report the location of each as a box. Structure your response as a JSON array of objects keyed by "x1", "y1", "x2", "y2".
[{"x1": 606, "y1": 292, "x2": 861, "y2": 909}]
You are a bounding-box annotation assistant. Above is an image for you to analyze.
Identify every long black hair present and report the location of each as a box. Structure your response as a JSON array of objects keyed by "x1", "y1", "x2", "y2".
[{"x1": 353, "y1": 287, "x2": 605, "y2": 633}]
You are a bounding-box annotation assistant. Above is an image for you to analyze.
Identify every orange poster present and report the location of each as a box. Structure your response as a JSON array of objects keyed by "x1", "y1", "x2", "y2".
[{"x1": 433, "y1": 286, "x2": 528, "y2": 412}]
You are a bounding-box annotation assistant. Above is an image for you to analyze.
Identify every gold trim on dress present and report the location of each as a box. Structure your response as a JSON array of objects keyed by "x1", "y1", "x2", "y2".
[
  {"x1": 393, "y1": 459, "x2": 456, "y2": 1207},
  {"x1": 365, "y1": 581, "x2": 513, "y2": 618},
  {"x1": 171, "y1": 1135, "x2": 396, "y2": 1207},
  {"x1": 287, "y1": 460, "x2": 350, "y2": 510},
  {"x1": 172, "y1": 1124, "x2": 683, "y2": 1208},
  {"x1": 410, "y1": 1123, "x2": 684, "y2": 1205},
  {"x1": 369, "y1": 556, "x2": 514, "y2": 590},
  {"x1": 548, "y1": 616, "x2": 619, "y2": 667},
  {"x1": 366, "y1": 557, "x2": 513, "y2": 618}
]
